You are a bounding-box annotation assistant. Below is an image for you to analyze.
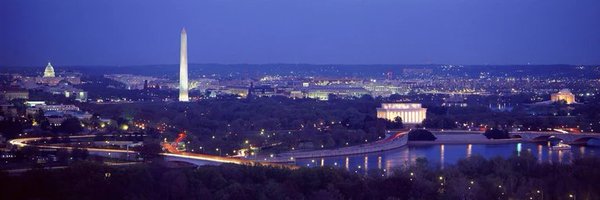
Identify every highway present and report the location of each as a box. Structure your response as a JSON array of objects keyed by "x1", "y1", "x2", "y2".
[{"x1": 8, "y1": 135, "x2": 297, "y2": 169}]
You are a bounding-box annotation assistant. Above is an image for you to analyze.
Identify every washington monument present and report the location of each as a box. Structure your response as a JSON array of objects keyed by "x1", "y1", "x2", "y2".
[{"x1": 179, "y1": 27, "x2": 189, "y2": 102}]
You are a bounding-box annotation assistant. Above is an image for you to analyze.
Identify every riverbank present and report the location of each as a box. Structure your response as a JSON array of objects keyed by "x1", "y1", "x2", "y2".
[
  {"x1": 260, "y1": 132, "x2": 409, "y2": 162},
  {"x1": 409, "y1": 133, "x2": 522, "y2": 145},
  {"x1": 263, "y1": 132, "x2": 522, "y2": 162}
]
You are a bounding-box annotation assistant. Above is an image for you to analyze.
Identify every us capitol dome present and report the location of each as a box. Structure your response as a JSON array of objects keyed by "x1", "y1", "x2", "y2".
[{"x1": 43, "y1": 62, "x2": 55, "y2": 78}]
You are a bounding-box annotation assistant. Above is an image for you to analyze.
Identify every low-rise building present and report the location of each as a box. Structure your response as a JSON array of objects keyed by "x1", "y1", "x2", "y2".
[
  {"x1": 25, "y1": 101, "x2": 46, "y2": 107},
  {"x1": 64, "y1": 90, "x2": 88, "y2": 102},
  {"x1": 225, "y1": 86, "x2": 250, "y2": 98},
  {"x1": 551, "y1": 89, "x2": 576, "y2": 104},
  {"x1": 377, "y1": 103, "x2": 427, "y2": 124},
  {"x1": 1, "y1": 88, "x2": 29, "y2": 101},
  {"x1": 306, "y1": 86, "x2": 370, "y2": 101}
]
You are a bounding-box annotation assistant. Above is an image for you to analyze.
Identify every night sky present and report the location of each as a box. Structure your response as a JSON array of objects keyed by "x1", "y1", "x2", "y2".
[{"x1": 1, "y1": 0, "x2": 599, "y2": 66}]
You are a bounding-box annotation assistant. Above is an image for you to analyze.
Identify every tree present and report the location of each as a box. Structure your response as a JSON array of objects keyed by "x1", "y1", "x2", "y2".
[
  {"x1": 56, "y1": 148, "x2": 71, "y2": 164},
  {"x1": 58, "y1": 117, "x2": 83, "y2": 134},
  {"x1": 0, "y1": 120, "x2": 24, "y2": 139},
  {"x1": 407, "y1": 129, "x2": 437, "y2": 141},
  {"x1": 393, "y1": 116, "x2": 404, "y2": 129},
  {"x1": 40, "y1": 120, "x2": 51, "y2": 131},
  {"x1": 483, "y1": 129, "x2": 509, "y2": 139},
  {"x1": 139, "y1": 142, "x2": 163, "y2": 161},
  {"x1": 71, "y1": 147, "x2": 89, "y2": 161},
  {"x1": 422, "y1": 116, "x2": 457, "y2": 129},
  {"x1": 19, "y1": 146, "x2": 39, "y2": 160}
]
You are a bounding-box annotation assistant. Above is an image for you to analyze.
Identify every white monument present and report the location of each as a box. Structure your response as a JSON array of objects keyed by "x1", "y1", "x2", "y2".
[
  {"x1": 179, "y1": 28, "x2": 189, "y2": 102},
  {"x1": 377, "y1": 103, "x2": 427, "y2": 124}
]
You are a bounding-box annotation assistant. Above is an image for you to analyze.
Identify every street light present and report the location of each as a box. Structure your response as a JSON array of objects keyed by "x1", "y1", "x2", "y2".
[{"x1": 438, "y1": 176, "x2": 445, "y2": 193}]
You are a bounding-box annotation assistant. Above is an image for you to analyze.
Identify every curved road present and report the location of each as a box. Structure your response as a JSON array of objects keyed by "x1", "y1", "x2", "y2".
[{"x1": 8, "y1": 135, "x2": 296, "y2": 169}]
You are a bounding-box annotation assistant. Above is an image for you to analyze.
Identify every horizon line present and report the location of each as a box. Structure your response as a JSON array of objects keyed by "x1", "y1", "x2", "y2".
[{"x1": 2, "y1": 62, "x2": 597, "y2": 68}]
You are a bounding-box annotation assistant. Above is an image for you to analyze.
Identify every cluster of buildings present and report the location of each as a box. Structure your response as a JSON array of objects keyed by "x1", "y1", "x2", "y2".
[
  {"x1": 35, "y1": 62, "x2": 82, "y2": 86},
  {"x1": 0, "y1": 87, "x2": 29, "y2": 101},
  {"x1": 105, "y1": 74, "x2": 167, "y2": 90},
  {"x1": 25, "y1": 101, "x2": 93, "y2": 126},
  {"x1": 529, "y1": 89, "x2": 577, "y2": 106},
  {"x1": 3, "y1": 62, "x2": 88, "y2": 102},
  {"x1": 98, "y1": 28, "x2": 595, "y2": 106}
]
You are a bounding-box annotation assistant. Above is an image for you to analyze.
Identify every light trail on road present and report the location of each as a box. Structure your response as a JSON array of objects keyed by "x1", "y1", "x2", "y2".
[{"x1": 8, "y1": 135, "x2": 297, "y2": 169}]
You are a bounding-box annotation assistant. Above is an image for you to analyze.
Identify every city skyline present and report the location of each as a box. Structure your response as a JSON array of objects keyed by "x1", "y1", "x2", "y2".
[{"x1": 2, "y1": 1, "x2": 600, "y2": 199}]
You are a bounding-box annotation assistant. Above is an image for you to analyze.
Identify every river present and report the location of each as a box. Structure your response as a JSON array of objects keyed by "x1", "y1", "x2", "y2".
[{"x1": 294, "y1": 142, "x2": 600, "y2": 173}]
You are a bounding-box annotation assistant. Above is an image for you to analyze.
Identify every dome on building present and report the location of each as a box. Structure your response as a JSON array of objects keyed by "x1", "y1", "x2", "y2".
[
  {"x1": 551, "y1": 88, "x2": 576, "y2": 104},
  {"x1": 43, "y1": 62, "x2": 55, "y2": 78}
]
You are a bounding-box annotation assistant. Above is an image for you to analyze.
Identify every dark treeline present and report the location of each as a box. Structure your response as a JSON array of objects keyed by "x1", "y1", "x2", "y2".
[
  {"x1": 78, "y1": 95, "x2": 600, "y2": 155},
  {"x1": 2, "y1": 153, "x2": 599, "y2": 200},
  {"x1": 83, "y1": 96, "x2": 401, "y2": 154}
]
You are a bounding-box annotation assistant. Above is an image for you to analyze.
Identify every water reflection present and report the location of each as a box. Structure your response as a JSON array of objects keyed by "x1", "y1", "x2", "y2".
[
  {"x1": 466, "y1": 144, "x2": 472, "y2": 158},
  {"x1": 295, "y1": 143, "x2": 600, "y2": 172},
  {"x1": 440, "y1": 144, "x2": 445, "y2": 169},
  {"x1": 364, "y1": 156, "x2": 368, "y2": 174},
  {"x1": 558, "y1": 150, "x2": 563, "y2": 163},
  {"x1": 537, "y1": 145, "x2": 543, "y2": 163},
  {"x1": 377, "y1": 156, "x2": 382, "y2": 170},
  {"x1": 345, "y1": 157, "x2": 349, "y2": 170},
  {"x1": 548, "y1": 147, "x2": 553, "y2": 164}
]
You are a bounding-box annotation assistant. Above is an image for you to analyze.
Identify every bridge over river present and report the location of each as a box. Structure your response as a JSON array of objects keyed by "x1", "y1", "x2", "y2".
[
  {"x1": 8, "y1": 131, "x2": 599, "y2": 168},
  {"x1": 510, "y1": 131, "x2": 600, "y2": 144},
  {"x1": 427, "y1": 130, "x2": 600, "y2": 144}
]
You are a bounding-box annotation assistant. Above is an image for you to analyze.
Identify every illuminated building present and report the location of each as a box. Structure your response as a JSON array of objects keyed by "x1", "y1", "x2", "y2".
[
  {"x1": 225, "y1": 86, "x2": 249, "y2": 98},
  {"x1": 1, "y1": 88, "x2": 29, "y2": 101},
  {"x1": 25, "y1": 101, "x2": 46, "y2": 107},
  {"x1": 36, "y1": 104, "x2": 80, "y2": 112},
  {"x1": 37, "y1": 63, "x2": 81, "y2": 86},
  {"x1": 64, "y1": 90, "x2": 88, "y2": 102},
  {"x1": 551, "y1": 89, "x2": 575, "y2": 104},
  {"x1": 377, "y1": 103, "x2": 427, "y2": 124},
  {"x1": 289, "y1": 90, "x2": 304, "y2": 99},
  {"x1": 179, "y1": 27, "x2": 189, "y2": 102},
  {"x1": 306, "y1": 87, "x2": 370, "y2": 101},
  {"x1": 104, "y1": 74, "x2": 161, "y2": 90},
  {"x1": 43, "y1": 62, "x2": 55, "y2": 78}
]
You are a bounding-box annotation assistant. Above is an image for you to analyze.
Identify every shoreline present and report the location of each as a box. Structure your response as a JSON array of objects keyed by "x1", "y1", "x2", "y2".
[
  {"x1": 266, "y1": 133, "x2": 524, "y2": 161},
  {"x1": 409, "y1": 138, "x2": 523, "y2": 145}
]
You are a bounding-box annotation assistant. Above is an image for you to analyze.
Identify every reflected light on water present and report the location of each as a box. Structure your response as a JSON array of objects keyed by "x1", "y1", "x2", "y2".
[
  {"x1": 294, "y1": 143, "x2": 600, "y2": 173},
  {"x1": 466, "y1": 144, "x2": 472, "y2": 158},
  {"x1": 377, "y1": 156, "x2": 382, "y2": 170},
  {"x1": 386, "y1": 157, "x2": 392, "y2": 175},
  {"x1": 558, "y1": 150, "x2": 563, "y2": 163},
  {"x1": 440, "y1": 144, "x2": 445, "y2": 169},
  {"x1": 548, "y1": 147, "x2": 553, "y2": 164},
  {"x1": 345, "y1": 157, "x2": 349, "y2": 170},
  {"x1": 537, "y1": 145, "x2": 543, "y2": 163},
  {"x1": 364, "y1": 156, "x2": 368, "y2": 173}
]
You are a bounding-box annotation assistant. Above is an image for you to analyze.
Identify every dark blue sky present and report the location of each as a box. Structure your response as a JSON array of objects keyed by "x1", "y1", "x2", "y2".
[{"x1": 1, "y1": 0, "x2": 599, "y2": 66}]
